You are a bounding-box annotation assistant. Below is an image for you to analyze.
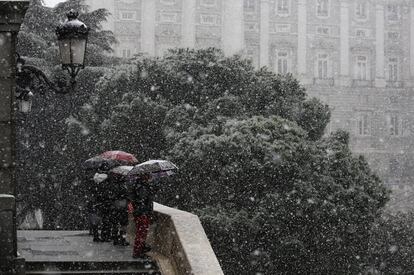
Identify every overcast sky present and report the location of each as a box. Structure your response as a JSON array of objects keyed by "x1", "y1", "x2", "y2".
[{"x1": 43, "y1": 0, "x2": 64, "y2": 7}]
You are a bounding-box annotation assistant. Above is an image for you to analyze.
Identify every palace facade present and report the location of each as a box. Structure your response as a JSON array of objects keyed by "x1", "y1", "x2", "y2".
[{"x1": 86, "y1": 0, "x2": 414, "y2": 211}]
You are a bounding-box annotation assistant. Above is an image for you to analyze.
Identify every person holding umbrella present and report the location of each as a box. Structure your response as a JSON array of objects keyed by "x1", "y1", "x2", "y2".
[
  {"x1": 81, "y1": 170, "x2": 102, "y2": 241},
  {"x1": 106, "y1": 166, "x2": 134, "y2": 246},
  {"x1": 83, "y1": 151, "x2": 139, "y2": 243},
  {"x1": 127, "y1": 173, "x2": 154, "y2": 258},
  {"x1": 127, "y1": 160, "x2": 177, "y2": 258}
]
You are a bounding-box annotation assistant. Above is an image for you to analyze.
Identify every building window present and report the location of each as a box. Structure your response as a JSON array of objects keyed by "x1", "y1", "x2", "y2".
[
  {"x1": 275, "y1": 24, "x2": 290, "y2": 33},
  {"x1": 356, "y1": 113, "x2": 370, "y2": 136},
  {"x1": 200, "y1": 0, "x2": 217, "y2": 7},
  {"x1": 316, "y1": 53, "x2": 329, "y2": 79},
  {"x1": 317, "y1": 26, "x2": 329, "y2": 35},
  {"x1": 316, "y1": 0, "x2": 329, "y2": 17},
  {"x1": 388, "y1": 32, "x2": 400, "y2": 41},
  {"x1": 244, "y1": 0, "x2": 256, "y2": 12},
  {"x1": 277, "y1": 0, "x2": 290, "y2": 15},
  {"x1": 355, "y1": 29, "x2": 366, "y2": 38},
  {"x1": 389, "y1": 158, "x2": 401, "y2": 177},
  {"x1": 160, "y1": 0, "x2": 176, "y2": 5},
  {"x1": 122, "y1": 49, "x2": 132, "y2": 58},
  {"x1": 245, "y1": 22, "x2": 259, "y2": 32},
  {"x1": 388, "y1": 57, "x2": 399, "y2": 82},
  {"x1": 120, "y1": 11, "x2": 135, "y2": 20},
  {"x1": 275, "y1": 50, "x2": 290, "y2": 74},
  {"x1": 389, "y1": 114, "x2": 403, "y2": 136},
  {"x1": 200, "y1": 14, "x2": 218, "y2": 25},
  {"x1": 387, "y1": 5, "x2": 400, "y2": 22},
  {"x1": 355, "y1": 56, "x2": 368, "y2": 80},
  {"x1": 246, "y1": 48, "x2": 258, "y2": 67},
  {"x1": 355, "y1": 2, "x2": 367, "y2": 20},
  {"x1": 160, "y1": 13, "x2": 178, "y2": 23}
]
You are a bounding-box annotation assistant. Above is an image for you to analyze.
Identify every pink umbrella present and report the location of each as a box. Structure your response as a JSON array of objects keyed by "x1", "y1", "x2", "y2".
[{"x1": 100, "y1": 151, "x2": 139, "y2": 165}]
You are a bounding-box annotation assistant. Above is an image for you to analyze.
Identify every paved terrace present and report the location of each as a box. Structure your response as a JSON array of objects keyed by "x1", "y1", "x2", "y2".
[
  {"x1": 17, "y1": 203, "x2": 224, "y2": 275},
  {"x1": 18, "y1": 230, "x2": 167, "y2": 274}
]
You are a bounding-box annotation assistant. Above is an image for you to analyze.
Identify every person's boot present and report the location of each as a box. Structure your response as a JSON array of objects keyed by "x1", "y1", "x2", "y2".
[
  {"x1": 100, "y1": 230, "x2": 111, "y2": 242},
  {"x1": 143, "y1": 244, "x2": 151, "y2": 253},
  {"x1": 132, "y1": 247, "x2": 151, "y2": 259},
  {"x1": 119, "y1": 230, "x2": 130, "y2": 246},
  {"x1": 92, "y1": 226, "x2": 103, "y2": 242},
  {"x1": 114, "y1": 230, "x2": 129, "y2": 246}
]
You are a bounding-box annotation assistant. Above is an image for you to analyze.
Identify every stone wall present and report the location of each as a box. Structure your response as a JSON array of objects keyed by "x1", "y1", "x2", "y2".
[{"x1": 0, "y1": 1, "x2": 30, "y2": 272}]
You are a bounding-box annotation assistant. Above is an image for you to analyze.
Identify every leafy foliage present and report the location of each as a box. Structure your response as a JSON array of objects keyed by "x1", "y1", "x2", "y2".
[
  {"x1": 171, "y1": 118, "x2": 389, "y2": 274},
  {"x1": 18, "y1": 0, "x2": 117, "y2": 65},
  {"x1": 16, "y1": 45, "x2": 390, "y2": 273},
  {"x1": 368, "y1": 213, "x2": 414, "y2": 274}
]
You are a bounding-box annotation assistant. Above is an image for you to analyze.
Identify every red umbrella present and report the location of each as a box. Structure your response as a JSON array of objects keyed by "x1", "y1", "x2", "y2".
[{"x1": 100, "y1": 151, "x2": 139, "y2": 165}]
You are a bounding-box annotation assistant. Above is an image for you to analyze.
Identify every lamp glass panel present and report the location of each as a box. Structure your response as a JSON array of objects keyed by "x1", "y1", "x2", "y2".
[
  {"x1": 70, "y1": 38, "x2": 86, "y2": 66},
  {"x1": 59, "y1": 39, "x2": 72, "y2": 65},
  {"x1": 19, "y1": 100, "x2": 32, "y2": 113}
]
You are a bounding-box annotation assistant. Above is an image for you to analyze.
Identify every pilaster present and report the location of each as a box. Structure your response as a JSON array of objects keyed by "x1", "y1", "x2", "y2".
[
  {"x1": 223, "y1": 0, "x2": 244, "y2": 55},
  {"x1": 338, "y1": 0, "x2": 350, "y2": 86},
  {"x1": 259, "y1": 0, "x2": 269, "y2": 67},
  {"x1": 141, "y1": 0, "x2": 156, "y2": 56},
  {"x1": 375, "y1": 3, "x2": 386, "y2": 88},
  {"x1": 409, "y1": 6, "x2": 414, "y2": 87},
  {"x1": 297, "y1": 0, "x2": 308, "y2": 83},
  {"x1": 182, "y1": 0, "x2": 196, "y2": 48},
  {"x1": 0, "y1": 1, "x2": 30, "y2": 273}
]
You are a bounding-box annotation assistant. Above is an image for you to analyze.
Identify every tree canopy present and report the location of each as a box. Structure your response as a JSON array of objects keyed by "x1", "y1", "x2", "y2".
[
  {"x1": 59, "y1": 48, "x2": 388, "y2": 273},
  {"x1": 16, "y1": 39, "x2": 390, "y2": 273}
]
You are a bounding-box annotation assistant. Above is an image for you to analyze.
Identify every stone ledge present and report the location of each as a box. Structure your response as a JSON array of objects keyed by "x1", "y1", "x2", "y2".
[
  {"x1": 0, "y1": 194, "x2": 15, "y2": 210},
  {"x1": 151, "y1": 203, "x2": 224, "y2": 275}
]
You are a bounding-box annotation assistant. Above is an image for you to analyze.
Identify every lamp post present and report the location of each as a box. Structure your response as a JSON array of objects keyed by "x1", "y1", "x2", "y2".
[{"x1": 16, "y1": 9, "x2": 90, "y2": 113}]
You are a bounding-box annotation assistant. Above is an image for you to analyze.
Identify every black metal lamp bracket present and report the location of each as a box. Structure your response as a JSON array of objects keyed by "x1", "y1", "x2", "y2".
[{"x1": 15, "y1": 53, "x2": 76, "y2": 95}]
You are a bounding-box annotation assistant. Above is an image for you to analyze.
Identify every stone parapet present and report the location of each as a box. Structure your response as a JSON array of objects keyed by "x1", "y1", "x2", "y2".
[{"x1": 150, "y1": 203, "x2": 224, "y2": 275}]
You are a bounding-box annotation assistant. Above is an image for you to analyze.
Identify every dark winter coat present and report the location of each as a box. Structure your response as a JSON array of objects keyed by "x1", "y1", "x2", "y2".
[
  {"x1": 127, "y1": 179, "x2": 154, "y2": 217},
  {"x1": 83, "y1": 173, "x2": 101, "y2": 213}
]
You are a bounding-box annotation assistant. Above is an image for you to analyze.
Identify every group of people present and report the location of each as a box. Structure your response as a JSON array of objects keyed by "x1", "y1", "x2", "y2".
[{"x1": 84, "y1": 168, "x2": 155, "y2": 258}]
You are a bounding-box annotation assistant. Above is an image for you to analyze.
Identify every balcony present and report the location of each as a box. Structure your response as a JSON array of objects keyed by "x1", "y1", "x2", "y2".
[
  {"x1": 386, "y1": 81, "x2": 404, "y2": 88},
  {"x1": 313, "y1": 78, "x2": 334, "y2": 87},
  {"x1": 352, "y1": 79, "x2": 373, "y2": 87},
  {"x1": 18, "y1": 203, "x2": 224, "y2": 275}
]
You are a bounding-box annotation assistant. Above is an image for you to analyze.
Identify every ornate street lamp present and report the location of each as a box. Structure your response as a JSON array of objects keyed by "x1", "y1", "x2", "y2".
[
  {"x1": 56, "y1": 9, "x2": 89, "y2": 81},
  {"x1": 16, "y1": 9, "x2": 90, "y2": 113}
]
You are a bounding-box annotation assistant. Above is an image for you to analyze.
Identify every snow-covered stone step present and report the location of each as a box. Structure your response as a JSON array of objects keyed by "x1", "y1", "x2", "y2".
[
  {"x1": 26, "y1": 270, "x2": 159, "y2": 275},
  {"x1": 26, "y1": 260, "x2": 160, "y2": 275}
]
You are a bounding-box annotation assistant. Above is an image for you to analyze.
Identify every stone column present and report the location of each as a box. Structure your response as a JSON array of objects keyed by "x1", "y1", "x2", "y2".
[
  {"x1": 338, "y1": 0, "x2": 350, "y2": 86},
  {"x1": 223, "y1": 0, "x2": 244, "y2": 55},
  {"x1": 259, "y1": 0, "x2": 269, "y2": 67},
  {"x1": 182, "y1": 0, "x2": 196, "y2": 48},
  {"x1": 297, "y1": 0, "x2": 308, "y2": 83},
  {"x1": 375, "y1": 3, "x2": 386, "y2": 87},
  {"x1": 141, "y1": 0, "x2": 156, "y2": 55},
  {"x1": 410, "y1": 5, "x2": 414, "y2": 86},
  {"x1": 0, "y1": 1, "x2": 30, "y2": 274}
]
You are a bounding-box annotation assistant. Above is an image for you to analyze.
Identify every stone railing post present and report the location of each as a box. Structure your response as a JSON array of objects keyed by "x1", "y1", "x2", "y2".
[{"x1": 0, "y1": 1, "x2": 30, "y2": 274}]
